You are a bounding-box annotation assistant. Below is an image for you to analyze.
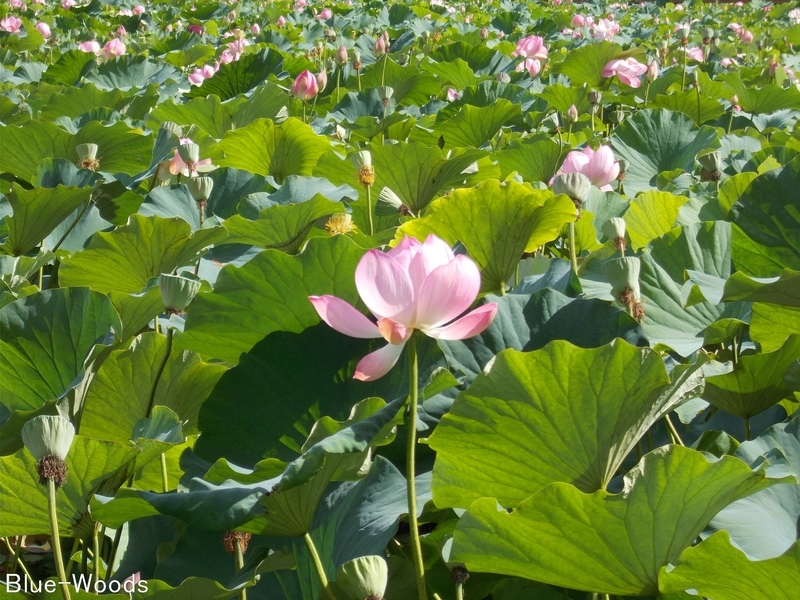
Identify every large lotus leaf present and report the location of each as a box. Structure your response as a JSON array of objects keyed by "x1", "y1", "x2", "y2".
[
  {"x1": 413, "y1": 100, "x2": 522, "y2": 150},
  {"x1": 650, "y1": 90, "x2": 726, "y2": 126},
  {"x1": 730, "y1": 156, "x2": 800, "y2": 277},
  {"x1": 396, "y1": 180, "x2": 576, "y2": 293},
  {"x1": 0, "y1": 288, "x2": 121, "y2": 413},
  {"x1": 537, "y1": 83, "x2": 591, "y2": 116},
  {"x1": 140, "y1": 185, "x2": 204, "y2": 230},
  {"x1": 218, "y1": 118, "x2": 331, "y2": 183},
  {"x1": 84, "y1": 56, "x2": 180, "y2": 91},
  {"x1": 80, "y1": 332, "x2": 225, "y2": 444},
  {"x1": 185, "y1": 49, "x2": 283, "y2": 102},
  {"x1": 358, "y1": 59, "x2": 440, "y2": 106},
  {"x1": 1, "y1": 183, "x2": 93, "y2": 256},
  {"x1": 706, "y1": 417, "x2": 800, "y2": 560},
  {"x1": 38, "y1": 83, "x2": 124, "y2": 122},
  {"x1": 107, "y1": 288, "x2": 165, "y2": 343},
  {"x1": 552, "y1": 41, "x2": 626, "y2": 87},
  {"x1": 451, "y1": 446, "x2": 793, "y2": 597},
  {"x1": 659, "y1": 532, "x2": 800, "y2": 600},
  {"x1": 494, "y1": 139, "x2": 563, "y2": 184},
  {"x1": 721, "y1": 269, "x2": 800, "y2": 307},
  {"x1": 131, "y1": 577, "x2": 255, "y2": 600},
  {"x1": 429, "y1": 339, "x2": 704, "y2": 508},
  {"x1": 223, "y1": 194, "x2": 346, "y2": 253},
  {"x1": 177, "y1": 236, "x2": 364, "y2": 363},
  {"x1": 636, "y1": 222, "x2": 748, "y2": 356},
  {"x1": 419, "y1": 57, "x2": 479, "y2": 89},
  {"x1": 438, "y1": 289, "x2": 646, "y2": 385},
  {"x1": 0, "y1": 435, "x2": 139, "y2": 538},
  {"x1": 721, "y1": 73, "x2": 800, "y2": 114},
  {"x1": 623, "y1": 190, "x2": 688, "y2": 251},
  {"x1": 703, "y1": 335, "x2": 800, "y2": 420},
  {"x1": 148, "y1": 95, "x2": 241, "y2": 140},
  {"x1": 430, "y1": 41, "x2": 513, "y2": 76},
  {"x1": 71, "y1": 121, "x2": 155, "y2": 177},
  {"x1": 750, "y1": 303, "x2": 800, "y2": 352},
  {"x1": 41, "y1": 49, "x2": 97, "y2": 86},
  {"x1": 205, "y1": 168, "x2": 270, "y2": 220},
  {"x1": 58, "y1": 215, "x2": 227, "y2": 294},
  {"x1": 611, "y1": 109, "x2": 720, "y2": 196}
]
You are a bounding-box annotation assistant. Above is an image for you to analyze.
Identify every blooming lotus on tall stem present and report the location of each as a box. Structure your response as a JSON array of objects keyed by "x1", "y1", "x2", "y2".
[
  {"x1": 309, "y1": 235, "x2": 498, "y2": 600},
  {"x1": 601, "y1": 57, "x2": 647, "y2": 88},
  {"x1": 292, "y1": 70, "x2": 319, "y2": 122}
]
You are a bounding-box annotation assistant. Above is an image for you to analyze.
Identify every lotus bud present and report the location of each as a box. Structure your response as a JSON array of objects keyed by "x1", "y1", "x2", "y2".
[
  {"x1": 480, "y1": 27, "x2": 488, "y2": 40},
  {"x1": 610, "y1": 107, "x2": 625, "y2": 126},
  {"x1": 159, "y1": 272, "x2": 201, "y2": 313},
  {"x1": 351, "y1": 151, "x2": 374, "y2": 187},
  {"x1": 177, "y1": 143, "x2": 201, "y2": 165},
  {"x1": 76, "y1": 143, "x2": 100, "y2": 170},
  {"x1": 160, "y1": 121, "x2": 184, "y2": 137},
  {"x1": 602, "y1": 217, "x2": 627, "y2": 252},
  {"x1": 552, "y1": 172, "x2": 591, "y2": 211},
  {"x1": 692, "y1": 70, "x2": 700, "y2": 89},
  {"x1": 374, "y1": 32, "x2": 388, "y2": 56},
  {"x1": 602, "y1": 256, "x2": 644, "y2": 320},
  {"x1": 565, "y1": 104, "x2": 579, "y2": 124},
  {"x1": 645, "y1": 60, "x2": 659, "y2": 82},
  {"x1": 697, "y1": 150, "x2": 722, "y2": 181},
  {"x1": 496, "y1": 72, "x2": 511, "y2": 84},
  {"x1": 334, "y1": 556, "x2": 388, "y2": 600},
  {"x1": 325, "y1": 213, "x2": 357, "y2": 235},
  {"x1": 316, "y1": 70, "x2": 328, "y2": 92},
  {"x1": 335, "y1": 45, "x2": 348, "y2": 66},
  {"x1": 21, "y1": 415, "x2": 75, "y2": 488},
  {"x1": 588, "y1": 90, "x2": 602, "y2": 105},
  {"x1": 223, "y1": 531, "x2": 251, "y2": 556}
]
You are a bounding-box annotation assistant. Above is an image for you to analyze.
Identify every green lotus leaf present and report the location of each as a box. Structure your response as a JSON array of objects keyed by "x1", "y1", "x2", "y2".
[
  {"x1": 358, "y1": 59, "x2": 440, "y2": 106},
  {"x1": 721, "y1": 269, "x2": 800, "y2": 307},
  {"x1": 38, "y1": 83, "x2": 125, "y2": 122},
  {"x1": 704, "y1": 335, "x2": 800, "y2": 420},
  {"x1": 650, "y1": 90, "x2": 726, "y2": 126},
  {"x1": 84, "y1": 55, "x2": 180, "y2": 92},
  {"x1": 0, "y1": 287, "x2": 121, "y2": 413},
  {"x1": 41, "y1": 49, "x2": 97, "y2": 86},
  {"x1": 750, "y1": 303, "x2": 800, "y2": 352},
  {"x1": 721, "y1": 73, "x2": 800, "y2": 114},
  {"x1": 451, "y1": 446, "x2": 793, "y2": 596},
  {"x1": 218, "y1": 118, "x2": 331, "y2": 183},
  {"x1": 553, "y1": 41, "x2": 643, "y2": 87},
  {"x1": 184, "y1": 49, "x2": 283, "y2": 102},
  {"x1": 494, "y1": 139, "x2": 563, "y2": 184},
  {"x1": 0, "y1": 435, "x2": 139, "y2": 538},
  {"x1": 611, "y1": 109, "x2": 719, "y2": 196},
  {"x1": 58, "y1": 215, "x2": 227, "y2": 294},
  {"x1": 429, "y1": 339, "x2": 703, "y2": 508},
  {"x1": 410, "y1": 100, "x2": 521, "y2": 150},
  {"x1": 659, "y1": 531, "x2": 800, "y2": 600},
  {"x1": 624, "y1": 190, "x2": 688, "y2": 251},
  {"x1": 419, "y1": 56, "x2": 479, "y2": 89},
  {"x1": 396, "y1": 179, "x2": 576, "y2": 293}
]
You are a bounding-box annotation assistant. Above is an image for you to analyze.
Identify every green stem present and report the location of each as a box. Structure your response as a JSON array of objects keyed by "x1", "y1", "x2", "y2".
[
  {"x1": 92, "y1": 523, "x2": 100, "y2": 584},
  {"x1": 727, "y1": 108, "x2": 735, "y2": 134},
  {"x1": 455, "y1": 581, "x2": 464, "y2": 600},
  {"x1": 104, "y1": 528, "x2": 123, "y2": 583},
  {"x1": 664, "y1": 413, "x2": 685, "y2": 447},
  {"x1": 160, "y1": 453, "x2": 169, "y2": 492},
  {"x1": 38, "y1": 266, "x2": 43, "y2": 289},
  {"x1": 744, "y1": 417, "x2": 751, "y2": 441},
  {"x1": 144, "y1": 328, "x2": 173, "y2": 420},
  {"x1": 2, "y1": 537, "x2": 34, "y2": 586},
  {"x1": 568, "y1": 222, "x2": 578, "y2": 273},
  {"x1": 66, "y1": 536, "x2": 80, "y2": 577},
  {"x1": 234, "y1": 538, "x2": 246, "y2": 600},
  {"x1": 52, "y1": 194, "x2": 92, "y2": 254},
  {"x1": 644, "y1": 82, "x2": 650, "y2": 108},
  {"x1": 381, "y1": 53, "x2": 389, "y2": 87},
  {"x1": 48, "y1": 478, "x2": 72, "y2": 600},
  {"x1": 336, "y1": 69, "x2": 341, "y2": 103},
  {"x1": 365, "y1": 185, "x2": 374, "y2": 236},
  {"x1": 696, "y1": 86, "x2": 701, "y2": 126},
  {"x1": 303, "y1": 533, "x2": 337, "y2": 600},
  {"x1": 303, "y1": 101, "x2": 306, "y2": 123},
  {"x1": 682, "y1": 48, "x2": 687, "y2": 90},
  {"x1": 405, "y1": 334, "x2": 428, "y2": 600},
  {"x1": 357, "y1": 69, "x2": 361, "y2": 91}
]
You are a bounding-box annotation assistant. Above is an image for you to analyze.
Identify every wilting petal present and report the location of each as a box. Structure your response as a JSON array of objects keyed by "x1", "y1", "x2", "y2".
[
  {"x1": 408, "y1": 234, "x2": 455, "y2": 293},
  {"x1": 424, "y1": 303, "x2": 498, "y2": 340},
  {"x1": 309, "y1": 295, "x2": 381, "y2": 338},
  {"x1": 354, "y1": 342, "x2": 406, "y2": 381},
  {"x1": 414, "y1": 255, "x2": 481, "y2": 329},
  {"x1": 355, "y1": 250, "x2": 415, "y2": 323}
]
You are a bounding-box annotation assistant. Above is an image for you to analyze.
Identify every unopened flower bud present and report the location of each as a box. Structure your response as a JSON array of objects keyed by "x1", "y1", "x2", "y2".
[
  {"x1": 645, "y1": 60, "x2": 659, "y2": 82},
  {"x1": 610, "y1": 107, "x2": 625, "y2": 125},
  {"x1": 335, "y1": 45, "x2": 348, "y2": 66},
  {"x1": 588, "y1": 90, "x2": 602, "y2": 105},
  {"x1": 316, "y1": 70, "x2": 328, "y2": 92},
  {"x1": 480, "y1": 27, "x2": 488, "y2": 40},
  {"x1": 159, "y1": 272, "x2": 201, "y2": 312},
  {"x1": 334, "y1": 556, "x2": 388, "y2": 600},
  {"x1": 565, "y1": 104, "x2": 579, "y2": 124}
]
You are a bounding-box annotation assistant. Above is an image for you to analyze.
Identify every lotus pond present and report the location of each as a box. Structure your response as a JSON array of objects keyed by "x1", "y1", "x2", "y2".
[{"x1": 0, "y1": 0, "x2": 799, "y2": 599}]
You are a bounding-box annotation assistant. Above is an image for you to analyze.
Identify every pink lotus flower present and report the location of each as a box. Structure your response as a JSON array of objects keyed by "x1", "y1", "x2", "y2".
[
  {"x1": 316, "y1": 70, "x2": 327, "y2": 92},
  {"x1": 134, "y1": 4, "x2": 145, "y2": 15},
  {"x1": 188, "y1": 64, "x2": 216, "y2": 86},
  {"x1": 446, "y1": 88, "x2": 461, "y2": 102},
  {"x1": 602, "y1": 57, "x2": 648, "y2": 88},
  {"x1": 1, "y1": 17, "x2": 22, "y2": 34},
  {"x1": 558, "y1": 146, "x2": 620, "y2": 191},
  {"x1": 512, "y1": 35, "x2": 548, "y2": 60},
  {"x1": 102, "y1": 39, "x2": 127, "y2": 60},
  {"x1": 738, "y1": 29, "x2": 754, "y2": 44},
  {"x1": 292, "y1": 70, "x2": 319, "y2": 100},
  {"x1": 187, "y1": 24, "x2": 204, "y2": 35},
  {"x1": 116, "y1": 25, "x2": 127, "y2": 37},
  {"x1": 571, "y1": 15, "x2": 586, "y2": 28},
  {"x1": 277, "y1": 15, "x2": 286, "y2": 27},
  {"x1": 309, "y1": 235, "x2": 498, "y2": 381},
  {"x1": 591, "y1": 18, "x2": 620, "y2": 41},
  {"x1": 686, "y1": 47, "x2": 704, "y2": 62},
  {"x1": 36, "y1": 22, "x2": 51, "y2": 38},
  {"x1": 78, "y1": 40, "x2": 101, "y2": 55},
  {"x1": 61, "y1": 0, "x2": 76, "y2": 9},
  {"x1": 117, "y1": 8, "x2": 133, "y2": 16},
  {"x1": 251, "y1": 23, "x2": 260, "y2": 35},
  {"x1": 720, "y1": 57, "x2": 737, "y2": 68},
  {"x1": 374, "y1": 31, "x2": 389, "y2": 56},
  {"x1": 516, "y1": 57, "x2": 541, "y2": 77},
  {"x1": 218, "y1": 50, "x2": 235, "y2": 64},
  {"x1": 317, "y1": 8, "x2": 332, "y2": 19},
  {"x1": 727, "y1": 23, "x2": 742, "y2": 33},
  {"x1": 9, "y1": 0, "x2": 23, "y2": 7}
]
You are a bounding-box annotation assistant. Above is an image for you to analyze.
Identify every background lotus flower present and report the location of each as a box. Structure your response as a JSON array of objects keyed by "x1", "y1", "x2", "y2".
[
  {"x1": 558, "y1": 146, "x2": 620, "y2": 191},
  {"x1": 292, "y1": 70, "x2": 319, "y2": 100},
  {"x1": 102, "y1": 38, "x2": 127, "y2": 59},
  {"x1": 571, "y1": 15, "x2": 586, "y2": 27},
  {"x1": 61, "y1": 0, "x2": 75, "y2": 9},
  {"x1": 512, "y1": 35, "x2": 548, "y2": 60},
  {"x1": 1, "y1": 17, "x2": 22, "y2": 34},
  {"x1": 78, "y1": 40, "x2": 101, "y2": 55},
  {"x1": 36, "y1": 22, "x2": 51, "y2": 38},
  {"x1": 738, "y1": 29, "x2": 754, "y2": 44},
  {"x1": 602, "y1": 57, "x2": 648, "y2": 88},
  {"x1": 686, "y1": 47, "x2": 704, "y2": 62},
  {"x1": 516, "y1": 57, "x2": 541, "y2": 77},
  {"x1": 317, "y1": 8, "x2": 332, "y2": 19},
  {"x1": 277, "y1": 15, "x2": 286, "y2": 26},
  {"x1": 316, "y1": 70, "x2": 328, "y2": 92},
  {"x1": 309, "y1": 235, "x2": 498, "y2": 381},
  {"x1": 591, "y1": 18, "x2": 620, "y2": 41},
  {"x1": 446, "y1": 88, "x2": 461, "y2": 102}
]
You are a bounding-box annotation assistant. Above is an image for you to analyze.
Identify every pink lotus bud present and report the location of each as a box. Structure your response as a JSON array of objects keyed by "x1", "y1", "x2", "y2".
[
  {"x1": 566, "y1": 104, "x2": 578, "y2": 123},
  {"x1": 335, "y1": 45, "x2": 348, "y2": 65},
  {"x1": 480, "y1": 27, "x2": 488, "y2": 40},
  {"x1": 9, "y1": 0, "x2": 23, "y2": 7},
  {"x1": 645, "y1": 60, "x2": 658, "y2": 82},
  {"x1": 571, "y1": 15, "x2": 586, "y2": 28},
  {"x1": 251, "y1": 23, "x2": 260, "y2": 35},
  {"x1": 61, "y1": 0, "x2": 76, "y2": 9},
  {"x1": 738, "y1": 29, "x2": 754, "y2": 44},
  {"x1": 116, "y1": 25, "x2": 127, "y2": 37},
  {"x1": 316, "y1": 70, "x2": 328, "y2": 92},
  {"x1": 133, "y1": 4, "x2": 145, "y2": 15},
  {"x1": 515, "y1": 57, "x2": 541, "y2": 77},
  {"x1": 292, "y1": 69, "x2": 319, "y2": 100},
  {"x1": 317, "y1": 8, "x2": 332, "y2": 20},
  {"x1": 229, "y1": 10, "x2": 236, "y2": 19},
  {"x1": 36, "y1": 22, "x2": 51, "y2": 39},
  {"x1": 277, "y1": 15, "x2": 286, "y2": 27},
  {"x1": 446, "y1": 88, "x2": 461, "y2": 102},
  {"x1": 188, "y1": 24, "x2": 204, "y2": 35}
]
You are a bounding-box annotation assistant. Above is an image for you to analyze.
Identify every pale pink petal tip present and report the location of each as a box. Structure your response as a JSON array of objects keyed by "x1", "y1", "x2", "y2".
[
  {"x1": 309, "y1": 295, "x2": 380, "y2": 339},
  {"x1": 425, "y1": 303, "x2": 498, "y2": 340},
  {"x1": 353, "y1": 342, "x2": 407, "y2": 381}
]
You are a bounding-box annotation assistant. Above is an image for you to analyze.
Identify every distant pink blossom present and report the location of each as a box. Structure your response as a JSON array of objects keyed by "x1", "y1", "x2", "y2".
[
  {"x1": 78, "y1": 40, "x2": 101, "y2": 55},
  {"x1": 0, "y1": 17, "x2": 22, "y2": 34},
  {"x1": 187, "y1": 24, "x2": 204, "y2": 35},
  {"x1": 117, "y1": 8, "x2": 133, "y2": 16},
  {"x1": 602, "y1": 57, "x2": 648, "y2": 88},
  {"x1": 738, "y1": 29, "x2": 754, "y2": 44},
  {"x1": 317, "y1": 8, "x2": 332, "y2": 19},
  {"x1": 512, "y1": 35, "x2": 548, "y2": 60},
  {"x1": 591, "y1": 18, "x2": 620, "y2": 41},
  {"x1": 558, "y1": 146, "x2": 620, "y2": 191},
  {"x1": 277, "y1": 16, "x2": 286, "y2": 27},
  {"x1": 134, "y1": 4, "x2": 145, "y2": 15},
  {"x1": 251, "y1": 23, "x2": 260, "y2": 35},
  {"x1": 686, "y1": 47, "x2": 704, "y2": 62},
  {"x1": 9, "y1": 0, "x2": 24, "y2": 8},
  {"x1": 102, "y1": 38, "x2": 127, "y2": 60},
  {"x1": 188, "y1": 64, "x2": 216, "y2": 86},
  {"x1": 727, "y1": 23, "x2": 743, "y2": 33},
  {"x1": 61, "y1": 0, "x2": 76, "y2": 9},
  {"x1": 446, "y1": 88, "x2": 461, "y2": 102},
  {"x1": 292, "y1": 69, "x2": 319, "y2": 101},
  {"x1": 218, "y1": 50, "x2": 235, "y2": 64},
  {"x1": 571, "y1": 15, "x2": 586, "y2": 27},
  {"x1": 516, "y1": 57, "x2": 541, "y2": 77},
  {"x1": 116, "y1": 25, "x2": 127, "y2": 37},
  {"x1": 720, "y1": 57, "x2": 737, "y2": 68},
  {"x1": 36, "y1": 22, "x2": 51, "y2": 38}
]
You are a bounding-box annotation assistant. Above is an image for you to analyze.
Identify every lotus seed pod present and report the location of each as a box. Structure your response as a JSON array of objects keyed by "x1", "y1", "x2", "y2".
[
  {"x1": 588, "y1": 90, "x2": 602, "y2": 105},
  {"x1": 334, "y1": 555, "x2": 388, "y2": 600},
  {"x1": 159, "y1": 273, "x2": 201, "y2": 312},
  {"x1": 75, "y1": 143, "x2": 98, "y2": 162},
  {"x1": 702, "y1": 27, "x2": 714, "y2": 41},
  {"x1": 496, "y1": 72, "x2": 511, "y2": 84},
  {"x1": 552, "y1": 172, "x2": 591, "y2": 205},
  {"x1": 22, "y1": 416, "x2": 75, "y2": 462},
  {"x1": 610, "y1": 107, "x2": 625, "y2": 125},
  {"x1": 178, "y1": 143, "x2": 201, "y2": 164},
  {"x1": 187, "y1": 177, "x2": 214, "y2": 202},
  {"x1": 160, "y1": 121, "x2": 184, "y2": 137},
  {"x1": 602, "y1": 217, "x2": 627, "y2": 252},
  {"x1": 697, "y1": 150, "x2": 721, "y2": 172},
  {"x1": 377, "y1": 86, "x2": 394, "y2": 101},
  {"x1": 376, "y1": 186, "x2": 405, "y2": 216},
  {"x1": 603, "y1": 256, "x2": 642, "y2": 299}
]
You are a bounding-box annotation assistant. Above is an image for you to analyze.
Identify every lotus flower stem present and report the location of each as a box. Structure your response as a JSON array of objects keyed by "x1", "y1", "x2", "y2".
[
  {"x1": 381, "y1": 53, "x2": 389, "y2": 87},
  {"x1": 48, "y1": 477, "x2": 72, "y2": 600},
  {"x1": 568, "y1": 223, "x2": 578, "y2": 273},
  {"x1": 664, "y1": 414, "x2": 684, "y2": 447},
  {"x1": 644, "y1": 82, "x2": 650, "y2": 108},
  {"x1": 104, "y1": 529, "x2": 123, "y2": 582},
  {"x1": 92, "y1": 523, "x2": 100, "y2": 584},
  {"x1": 303, "y1": 533, "x2": 338, "y2": 600},
  {"x1": 234, "y1": 538, "x2": 246, "y2": 600},
  {"x1": 336, "y1": 69, "x2": 341, "y2": 103},
  {"x1": 696, "y1": 87, "x2": 701, "y2": 125},
  {"x1": 2, "y1": 537, "x2": 34, "y2": 586},
  {"x1": 66, "y1": 537, "x2": 79, "y2": 577},
  {"x1": 681, "y1": 48, "x2": 687, "y2": 90},
  {"x1": 404, "y1": 334, "x2": 428, "y2": 600},
  {"x1": 455, "y1": 582, "x2": 464, "y2": 600},
  {"x1": 365, "y1": 185, "x2": 375, "y2": 236},
  {"x1": 145, "y1": 328, "x2": 173, "y2": 420},
  {"x1": 160, "y1": 454, "x2": 169, "y2": 492},
  {"x1": 743, "y1": 417, "x2": 751, "y2": 441}
]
